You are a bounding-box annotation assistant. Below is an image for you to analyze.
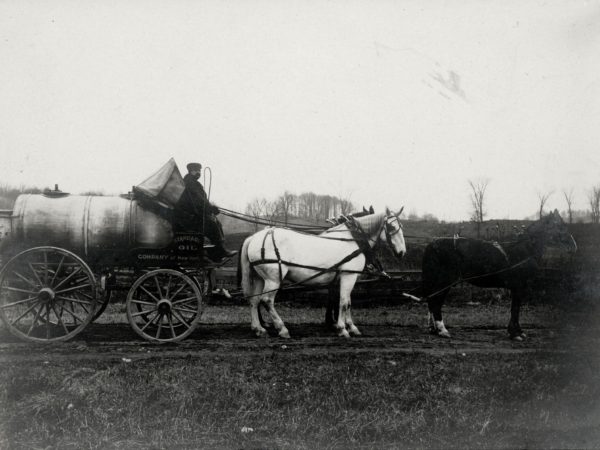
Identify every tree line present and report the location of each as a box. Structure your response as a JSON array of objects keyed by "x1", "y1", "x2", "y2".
[{"x1": 244, "y1": 191, "x2": 356, "y2": 227}]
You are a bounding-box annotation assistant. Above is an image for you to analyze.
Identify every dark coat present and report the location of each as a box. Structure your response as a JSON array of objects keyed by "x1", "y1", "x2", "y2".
[{"x1": 174, "y1": 173, "x2": 218, "y2": 231}]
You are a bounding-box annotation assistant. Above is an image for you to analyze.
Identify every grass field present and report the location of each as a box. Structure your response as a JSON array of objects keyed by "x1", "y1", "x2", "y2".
[{"x1": 1, "y1": 290, "x2": 599, "y2": 450}]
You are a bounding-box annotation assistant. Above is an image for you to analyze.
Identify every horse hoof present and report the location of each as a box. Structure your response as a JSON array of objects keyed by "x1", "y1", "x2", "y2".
[
  {"x1": 511, "y1": 334, "x2": 524, "y2": 341},
  {"x1": 338, "y1": 329, "x2": 350, "y2": 338},
  {"x1": 254, "y1": 328, "x2": 267, "y2": 338},
  {"x1": 279, "y1": 329, "x2": 291, "y2": 339},
  {"x1": 438, "y1": 330, "x2": 451, "y2": 338},
  {"x1": 349, "y1": 328, "x2": 362, "y2": 337}
]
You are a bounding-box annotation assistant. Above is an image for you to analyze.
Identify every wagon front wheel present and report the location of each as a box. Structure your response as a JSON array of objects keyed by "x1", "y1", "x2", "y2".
[
  {"x1": 0, "y1": 246, "x2": 98, "y2": 342},
  {"x1": 126, "y1": 269, "x2": 203, "y2": 342}
]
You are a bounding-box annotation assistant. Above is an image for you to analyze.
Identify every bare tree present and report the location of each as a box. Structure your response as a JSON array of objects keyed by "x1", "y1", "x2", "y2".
[
  {"x1": 338, "y1": 196, "x2": 354, "y2": 216},
  {"x1": 589, "y1": 186, "x2": 600, "y2": 224},
  {"x1": 245, "y1": 197, "x2": 267, "y2": 231},
  {"x1": 468, "y1": 178, "x2": 489, "y2": 238},
  {"x1": 277, "y1": 191, "x2": 296, "y2": 225},
  {"x1": 562, "y1": 188, "x2": 575, "y2": 224},
  {"x1": 537, "y1": 190, "x2": 553, "y2": 219},
  {"x1": 264, "y1": 200, "x2": 279, "y2": 225}
]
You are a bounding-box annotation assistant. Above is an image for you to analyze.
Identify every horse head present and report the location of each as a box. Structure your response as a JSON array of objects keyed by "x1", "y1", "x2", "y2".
[
  {"x1": 528, "y1": 209, "x2": 577, "y2": 254},
  {"x1": 382, "y1": 206, "x2": 406, "y2": 260}
]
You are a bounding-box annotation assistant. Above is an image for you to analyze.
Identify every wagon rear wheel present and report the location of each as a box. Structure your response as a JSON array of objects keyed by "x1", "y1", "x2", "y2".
[
  {"x1": 0, "y1": 246, "x2": 98, "y2": 342},
  {"x1": 126, "y1": 269, "x2": 203, "y2": 342}
]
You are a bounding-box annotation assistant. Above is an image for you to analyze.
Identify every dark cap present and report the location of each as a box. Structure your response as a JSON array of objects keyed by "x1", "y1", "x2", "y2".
[{"x1": 187, "y1": 162, "x2": 202, "y2": 172}]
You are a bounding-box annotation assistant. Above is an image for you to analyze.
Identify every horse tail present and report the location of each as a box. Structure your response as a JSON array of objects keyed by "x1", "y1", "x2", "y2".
[{"x1": 238, "y1": 235, "x2": 254, "y2": 297}]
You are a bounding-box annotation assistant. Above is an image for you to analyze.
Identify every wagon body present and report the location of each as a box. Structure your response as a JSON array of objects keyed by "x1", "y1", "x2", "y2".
[
  {"x1": 0, "y1": 193, "x2": 206, "y2": 267},
  {"x1": 0, "y1": 192, "x2": 211, "y2": 344}
]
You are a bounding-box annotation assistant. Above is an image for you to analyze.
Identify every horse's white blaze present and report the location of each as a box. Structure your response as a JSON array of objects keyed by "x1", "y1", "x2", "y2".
[{"x1": 241, "y1": 209, "x2": 406, "y2": 338}]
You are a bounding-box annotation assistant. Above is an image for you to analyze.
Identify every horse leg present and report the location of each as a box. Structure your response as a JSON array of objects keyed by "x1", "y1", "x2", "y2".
[
  {"x1": 426, "y1": 288, "x2": 451, "y2": 338},
  {"x1": 334, "y1": 274, "x2": 358, "y2": 338},
  {"x1": 249, "y1": 278, "x2": 267, "y2": 337},
  {"x1": 261, "y1": 279, "x2": 291, "y2": 339},
  {"x1": 508, "y1": 287, "x2": 526, "y2": 340},
  {"x1": 325, "y1": 285, "x2": 339, "y2": 327},
  {"x1": 340, "y1": 274, "x2": 361, "y2": 336}
]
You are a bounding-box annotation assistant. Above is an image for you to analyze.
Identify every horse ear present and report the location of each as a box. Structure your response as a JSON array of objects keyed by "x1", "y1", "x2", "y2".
[
  {"x1": 398, "y1": 206, "x2": 404, "y2": 216},
  {"x1": 369, "y1": 205, "x2": 374, "y2": 214},
  {"x1": 362, "y1": 206, "x2": 368, "y2": 213},
  {"x1": 385, "y1": 207, "x2": 391, "y2": 216}
]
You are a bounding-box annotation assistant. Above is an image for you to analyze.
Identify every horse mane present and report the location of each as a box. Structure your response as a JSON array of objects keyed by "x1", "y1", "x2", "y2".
[{"x1": 353, "y1": 212, "x2": 386, "y2": 234}]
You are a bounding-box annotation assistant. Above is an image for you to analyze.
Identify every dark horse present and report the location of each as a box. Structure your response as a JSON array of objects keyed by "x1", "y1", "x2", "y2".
[{"x1": 423, "y1": 210, "x2": 577, "y2": 340}]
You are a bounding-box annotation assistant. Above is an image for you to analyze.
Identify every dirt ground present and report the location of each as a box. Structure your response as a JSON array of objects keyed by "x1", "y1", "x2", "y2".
[{"x1": 0, "y1": 302, "x2": 596, "y2": 363}]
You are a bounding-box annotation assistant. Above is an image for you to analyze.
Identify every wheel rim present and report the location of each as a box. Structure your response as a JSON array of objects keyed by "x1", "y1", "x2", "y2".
[
  {"x1": 0, "y1": 247, "x2": 97, "y2": 342},
  {"x1": 126, "y1": 269, "x2": 202, "y2": 342}
]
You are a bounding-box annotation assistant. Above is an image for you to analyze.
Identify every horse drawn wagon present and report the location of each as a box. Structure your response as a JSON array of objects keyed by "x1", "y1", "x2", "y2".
[{"x1": 0, "y1": 160, "x2": 223, "y2": 343}]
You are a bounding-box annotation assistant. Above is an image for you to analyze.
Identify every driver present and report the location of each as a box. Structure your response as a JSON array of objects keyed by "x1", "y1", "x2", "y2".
[{"x1": 174, "y1": 162, "x2": 237, "y2": 261}]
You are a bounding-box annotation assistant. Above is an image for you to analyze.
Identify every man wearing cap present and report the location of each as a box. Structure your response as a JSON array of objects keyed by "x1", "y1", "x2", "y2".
[{"x1": 175, "y1": 162, "x2": 237, "y2": 261}]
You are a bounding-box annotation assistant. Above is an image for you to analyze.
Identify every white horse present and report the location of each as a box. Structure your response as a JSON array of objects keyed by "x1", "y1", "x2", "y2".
[{"x1": 239, "y1": 208, "x2": 406, "y2": 338}]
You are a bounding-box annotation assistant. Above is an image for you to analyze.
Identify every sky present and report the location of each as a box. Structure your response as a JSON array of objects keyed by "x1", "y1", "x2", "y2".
[{"x1": 1, "y1": 0, "x2": 599, "y2": 221}]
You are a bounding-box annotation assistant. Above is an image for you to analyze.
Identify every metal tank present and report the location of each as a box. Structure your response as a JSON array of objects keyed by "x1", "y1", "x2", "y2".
[{"x1": 2, "y1": 193, "x2": 174, "y2": 266}]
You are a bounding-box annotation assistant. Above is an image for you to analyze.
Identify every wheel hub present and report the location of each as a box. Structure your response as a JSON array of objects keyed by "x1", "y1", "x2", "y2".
[
  {"x1": 157, "y1": 299, "x2": 172, "y2": 314},
  {"x1": 37, "y1": 287, "x2": 55, "y2": 303}
]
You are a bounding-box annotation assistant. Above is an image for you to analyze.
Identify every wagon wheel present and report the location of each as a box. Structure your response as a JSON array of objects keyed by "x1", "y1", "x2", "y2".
[
  {"x1": 126, "y1": 269, "x2": 203, "y2": 342},
  {"x1": 0, "y1": 246, "x2": 98, "y2": 342}
]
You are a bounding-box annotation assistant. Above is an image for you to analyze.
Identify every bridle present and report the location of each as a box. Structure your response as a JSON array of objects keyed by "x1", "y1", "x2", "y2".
[{"x1": 383, "y1": 215, "x2": 403, "y2": 255}]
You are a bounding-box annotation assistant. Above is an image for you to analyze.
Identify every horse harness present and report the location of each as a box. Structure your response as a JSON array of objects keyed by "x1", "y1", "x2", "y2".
[{"x1": 249, "y1": 215, "x2": 397, "y2": 286}]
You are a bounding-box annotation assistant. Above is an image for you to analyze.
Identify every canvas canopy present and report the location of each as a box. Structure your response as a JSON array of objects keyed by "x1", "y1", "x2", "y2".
[{"x1": 133, "y1": 158, "x2": 185, "y2": 209}]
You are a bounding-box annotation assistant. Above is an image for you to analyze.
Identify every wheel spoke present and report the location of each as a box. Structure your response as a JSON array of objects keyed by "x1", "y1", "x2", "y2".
[
  {"x1": 56, "y1": 295, "x2": 93, "y2": 306},
  {"x1": 45, "y1": 305, "x2": 51, "y2": 339},
  {"x1": 73, "y1": 289, "x2": 95, "y2": 301},
  {"x1": 140, "y1": 285, "x2": 160, "y2": 303},
  {"x1": 154, "y1": 276, "x2": 163, "y2": 299},
  {"x1": 172, "y1": 306, "x2": 198, "y2": 315},
  {"x1": 0, "y1": 296, "x2": 38, "y2": 309},
  {"x1": 53, "y1": 266, "x2": 82, "y2": 291},
  {"x1": 168, "y1": 282, "x2": 188, "y2": 301},
  {"x1": 171, "y1": 309, "x2": 192, "y2": 330},
  {"x1": 50, "y1": 255, "x2": 65, "y2": 286},
  {"x1": 43, "y1": 250, "x2": 49, "y2": 284},
  {"x1": 59, "y1": 303, "x2": 85, "y2": 324},
  {"x1": 168, "y1": 314, "x2": 176, "y2": 338},
  {"x1": 3, "y1": 286, "x2": 38, "y2": 295},
  {"x1": 172, "y1": 296, "x2": 198, "y2": 306},
  {"x1": 12, "y1": 270, "x2": 39, "y2": 288},
  {"x1": 140, "y1": 312, "x2": 160, "y2": 332},
  {"x1": 155, "y1": 315, "x2": 164, "y2": 339},
  {"x1": 165, "y1": 275, "x2": 172, "y2": 299},
  {"x1": 26, "y1": 304, "x2": 45, "y2": 335},
  {"x1": 54, "y1": 283, "x2": 92, "y2": 295},
  {"x1": 50, "y1": 303, "x2": 69, "y2": 335},
  {"x1": 130, "y1": 298, "x2": 157, "y2": 307},
  {"x1": 28, "y1": 262, "x2": 44, "y2": 287},
  {"x1": 9, "y1": 301, "x2": 41, "y2": 326},
  {"x1": 131, "y1": 308, "x2": 157, "y2": 318},
  {"x1": 62, "y1": 294, "x2": 91, "y2": 317}
]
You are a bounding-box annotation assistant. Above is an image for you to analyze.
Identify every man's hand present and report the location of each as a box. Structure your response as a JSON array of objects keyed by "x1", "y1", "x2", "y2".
[{"x1": 211, "y1": 204, "x2": 220, "y2": 215}]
